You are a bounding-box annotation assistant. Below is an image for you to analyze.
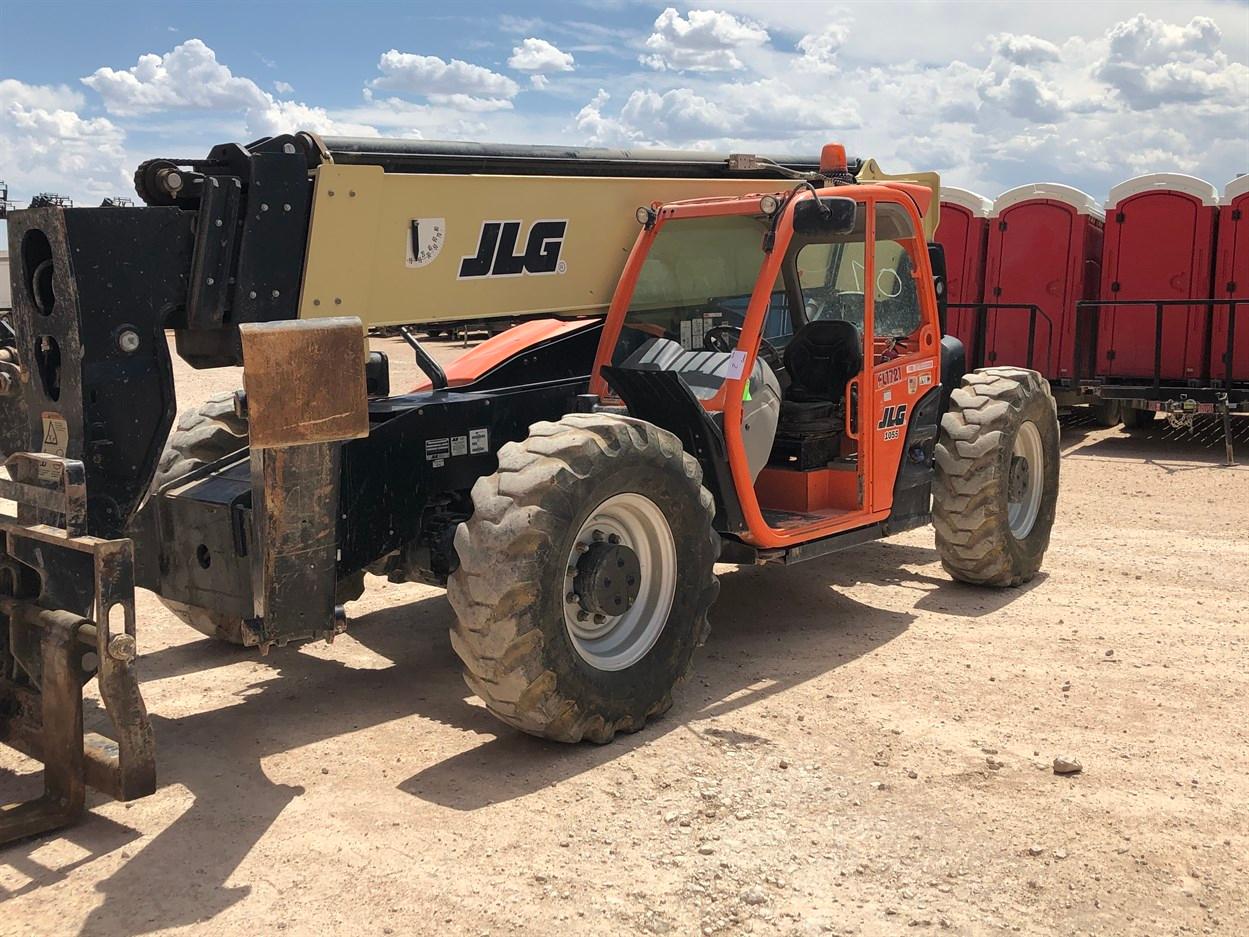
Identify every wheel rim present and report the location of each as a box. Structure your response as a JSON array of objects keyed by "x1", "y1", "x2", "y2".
[
  {"x1": 563, "y1": 492, "x2": 677, "y2": 672},
  {"x1": 1006, "y1": 420, "x2": 1044, "y2": 539}
]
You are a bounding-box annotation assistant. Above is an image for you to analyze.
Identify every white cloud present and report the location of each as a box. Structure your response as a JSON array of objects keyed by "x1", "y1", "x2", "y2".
[
  {"x1": 83, "y1": 39, "x2": 270, "y2": 115},
  {"x1": 796, "y1": 25, "x2": 849, "y2": 72},
  {"x1": 529, "y1": 74, "x2": 550, "y2": 90},
  {"x1": 507, "y1": 38, "x2": 575, "y2": 73},
  {"x1": 1092, "y1": 14, "x2": 1249, "y2": 109},
  {"x1": 574, "y1": 80, "x2": 859, "y2": 147},
  {"x1": 0, "y1": 80, "x2": 128, "y2": 205},
  {"x1": 371, "y1": 50, "x2": 519, "y2": 98},
  {"x1": 274, "y1": 79, "x2": 294, "y2": 94},
  {"x1": 990, "y1": 33, "x2": 1062, "y2": 67},
  {"x1": 641, "y1": 7, "x2": 770, "y2": 72},
  {"x1": 81, "y1": 39, "x2": 378, "y2": 137}
]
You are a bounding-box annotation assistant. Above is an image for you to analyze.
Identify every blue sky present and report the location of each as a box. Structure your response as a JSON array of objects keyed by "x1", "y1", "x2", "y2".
[{"x1": 2, "y1": 0, "x2": 1247, "y2": 240}]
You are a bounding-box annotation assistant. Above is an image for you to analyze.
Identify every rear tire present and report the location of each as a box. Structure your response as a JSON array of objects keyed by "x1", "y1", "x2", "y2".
[
  {"x1": 152, "y1": 392, "x2": 364, "y2": 644},
  {"x1": 447, "y1": 413, "x2": 719, "y2": 743},
  {"x1": 933, "y1": 367, "x2": 1059, "y2": 587}
]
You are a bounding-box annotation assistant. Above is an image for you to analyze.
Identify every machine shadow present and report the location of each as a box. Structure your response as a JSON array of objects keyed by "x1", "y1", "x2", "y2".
[
  {"x1": 1061, "y1": 417, "x2": 1248, "y2": 468},
  {"x1": 50, "y1": 536, "x2": 1035, "y2": 935}
]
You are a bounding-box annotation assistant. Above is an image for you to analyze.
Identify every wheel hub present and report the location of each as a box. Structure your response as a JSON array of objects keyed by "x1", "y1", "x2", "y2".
[
  {"x1": 1007, "y1": 454, "x2": 1030, "y2": 502},
  {"x1": 572, "y1": 538, "x2": 642, "y2": 617}
]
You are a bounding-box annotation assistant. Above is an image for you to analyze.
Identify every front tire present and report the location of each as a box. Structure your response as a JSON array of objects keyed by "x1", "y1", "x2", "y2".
[
  {"x1": 933, "y1": 368, "x2": 1059, "y2": 587},
  {"x1": 447, "y1": 413, "x2": 719, "y2": 743}
]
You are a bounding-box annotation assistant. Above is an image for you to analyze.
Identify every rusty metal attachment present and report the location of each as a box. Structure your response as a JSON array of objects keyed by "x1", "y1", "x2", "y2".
[
  {"x1": 0, "y1": 459, "x2": 154, "y2": 845},
  {"x1": 238, "y1": 317, "x2": 369, "y2": 651}
]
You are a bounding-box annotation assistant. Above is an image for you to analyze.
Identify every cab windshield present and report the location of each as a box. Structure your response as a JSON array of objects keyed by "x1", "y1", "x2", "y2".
[{"x1": 610, "y1": 215, "x2": 788, "y2": 388}]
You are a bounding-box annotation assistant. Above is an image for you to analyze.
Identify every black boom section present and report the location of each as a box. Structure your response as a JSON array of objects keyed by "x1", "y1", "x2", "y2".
[
  {"x1": 600, "y1": 366, "x2": 747, "y2": 534},
  {"x1": 320, "y1": 137, "x2": 851, "y2": 179}
]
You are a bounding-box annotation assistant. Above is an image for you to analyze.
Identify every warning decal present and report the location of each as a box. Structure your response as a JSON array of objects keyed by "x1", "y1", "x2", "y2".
[{"x1": 41, "y1": 412, "x2": 68, "y2": 457}]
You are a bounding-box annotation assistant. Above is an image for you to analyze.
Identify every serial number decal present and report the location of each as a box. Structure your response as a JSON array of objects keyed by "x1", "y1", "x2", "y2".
[
  {"x1": 876, "y1": 365, "x2": 902, "y2": 388},
  {"x1": 882, "y1": 428, "x2": 901, "y2": 442},
  {"x1": 906, "y1": 360, "x2": 935, "y2": 373},
  {"x1": 425, "y1": 437, "x2": 451, "y2": 467},
  {"x1": 469, "y1": 427, "x2": 489, "y2": 454}
]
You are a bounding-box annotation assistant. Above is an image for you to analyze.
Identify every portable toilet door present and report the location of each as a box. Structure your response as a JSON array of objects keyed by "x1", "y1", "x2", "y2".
[
  {"x1": 1213, "y1": 175, "x2": 1249, "y2": 386},
  {"x1": 1097, "y1": 173, "x2": 1219, "y2": 383},
  {"x1": 935, "y1": 187, "x2": 992, "y2": 365},
  {"x1": 983, "y1": 183, "x2": 1104, "y2": 384}
]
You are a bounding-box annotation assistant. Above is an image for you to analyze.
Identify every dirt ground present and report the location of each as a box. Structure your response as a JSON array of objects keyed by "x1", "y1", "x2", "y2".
[{"x1": 2, "y1": 334, "x2": 1247, "y2": 937}]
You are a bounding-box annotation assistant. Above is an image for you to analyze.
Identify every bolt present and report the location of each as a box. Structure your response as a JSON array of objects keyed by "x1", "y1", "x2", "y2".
[
  {"x1": 107, "y1": 633, "x2": 136, "y2": 662},
  {"x1": 313, "y1": 299, "x2": 321, "y2": 306},
  {"x1": 575, "y1": 543, "x2": 590, "y2": 554},
  {"x1": 349, "y1": 191, "x2": 357, "y2": 197},
  {"x1": 334, "y1": 297, "x2": 342, "y2": 305},
  {"x1": 271, "y1": 289, "x2": 281, "y2": 299},
  {"x1": 328, "y1": 190, "x2": 335, "y2": 197},
  {"x1": 592, "y1": 529, "x2": 605, "y2": 541},
  {"x1": 117, "y1": 329, "x2": 141, "y2": 354},
  {"x1": 283, "y1": 203, "x2": 292, "y2": 212},
  {"x1": 593, "y1": 614, "x2": 607, "y2": 625},
  {"x1": 566, "y1": 592, "x2": 578, "y2": 603},
  {"x1": 576, "y1": 611, "x2": 589, "y2": 622},
  {"x1": 206, "y1": 277, "x2": 215, "y2": 286},
  {"x1": 215, "y1": 219, "x2": 223, "y2": 227},
  {"x1": 248, "y1": 290, "x2": 258, "y2": 299},
  {"x1": 260, "y1": 203, "x2": 270, "y2": 212},
  {"x1": 608, "y1": 533, "x2": 621, "y2": 544}
]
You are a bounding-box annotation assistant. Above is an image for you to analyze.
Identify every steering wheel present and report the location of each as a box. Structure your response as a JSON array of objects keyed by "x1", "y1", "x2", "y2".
[{"x1": 703, "y1": 325, "x2": 783, "y2": 373}]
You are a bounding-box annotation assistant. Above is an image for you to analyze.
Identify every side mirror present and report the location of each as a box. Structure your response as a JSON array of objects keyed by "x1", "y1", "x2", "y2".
[{"x1": 791, "y1": 196, "x2": 857, "y2": 237}]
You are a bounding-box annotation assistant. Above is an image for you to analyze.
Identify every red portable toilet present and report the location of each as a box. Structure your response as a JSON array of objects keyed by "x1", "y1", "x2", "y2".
[
  {"x1": 1097, "y1": 173, "x2": 1219, "y2": 382},
  {"x1": 936, "y1": 186, "x2": 992, "y2": 364},
  {"x1": 983, "y1": 183, "x2": 1104, "y2": 389},
  {"x1": 1213, "y1": 174, "x2": 1249, "y2": 385}
]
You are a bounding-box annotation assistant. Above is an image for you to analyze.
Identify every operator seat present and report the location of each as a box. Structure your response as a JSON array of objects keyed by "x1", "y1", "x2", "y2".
[{"x1": 777, "y1": 319, "x2": 862, "y2": 435}]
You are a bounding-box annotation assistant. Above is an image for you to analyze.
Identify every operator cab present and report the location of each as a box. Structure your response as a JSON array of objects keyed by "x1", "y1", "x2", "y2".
[{"x1": 593, "y1": 180, "x2": 940, "y2": 549}]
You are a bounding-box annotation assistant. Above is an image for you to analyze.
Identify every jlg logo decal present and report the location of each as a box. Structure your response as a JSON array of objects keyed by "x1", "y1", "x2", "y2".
[
  {"x1": 458, "y1": 220, "x2": 568, "y2": 279},
  {"x1": 877, "y1": 403, "x2": 908, "y2": 430}
]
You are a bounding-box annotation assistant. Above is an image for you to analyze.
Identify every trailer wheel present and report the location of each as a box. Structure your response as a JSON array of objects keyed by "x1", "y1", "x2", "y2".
[
  {"x1": 151, "y1": 392, "x2": 365, "y2": 644},
  {"x1": 933, "y1": 367, "x2": 1059, "y2": 587},
  {"x1": 1123, "y1": 406, "x2": 1155, "y2": 430},
  {"x1": 447, "y1": 413, "x2": 719, "y2": 743},
  {"x1": 1090, "y1": 398, "x2": 1122, "y2": 427}
]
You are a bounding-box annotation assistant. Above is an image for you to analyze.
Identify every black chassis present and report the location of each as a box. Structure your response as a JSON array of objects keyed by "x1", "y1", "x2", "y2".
[{"x1": 0, "y1": 133, "x2": 603, "y2": 840}]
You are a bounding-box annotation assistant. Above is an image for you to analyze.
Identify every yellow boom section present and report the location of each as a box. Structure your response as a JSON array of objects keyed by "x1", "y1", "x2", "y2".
[{"x1": 299, "y1": 164, "x2": 801, "y2": 328}]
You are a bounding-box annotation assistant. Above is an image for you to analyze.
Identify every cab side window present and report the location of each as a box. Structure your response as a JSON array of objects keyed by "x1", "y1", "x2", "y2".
[{"x1": 872, "y1": 204, "x2": 924, "y2": 341}]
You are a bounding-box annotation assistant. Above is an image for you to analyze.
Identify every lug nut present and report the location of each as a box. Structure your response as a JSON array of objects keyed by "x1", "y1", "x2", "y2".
[
  {"x1": 576, "y1": 611, "x2": 589, "y2": 622},
  {"x1": 593, "y1": 614, "x2": 607, "y2": 625},
  {"x1": 592, "y1": 529, "x2": 605, "y2": 541},
  {"x1": 566, "y1": 592, "x2": 577, "y2": 603},
  {"x1": 608, "y1": 533, "x2": 621, "y2": 544},
  {"x1": 575, "y1": 543, "x2": 589, "y2": 554}
]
